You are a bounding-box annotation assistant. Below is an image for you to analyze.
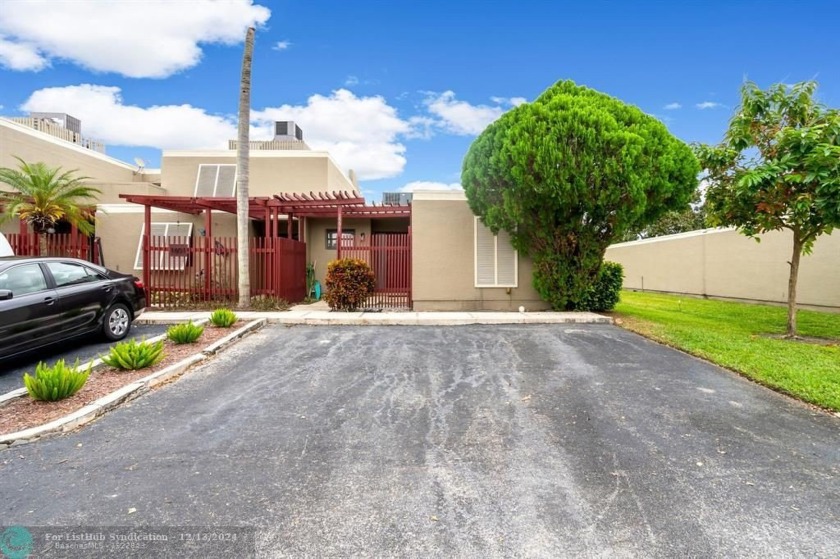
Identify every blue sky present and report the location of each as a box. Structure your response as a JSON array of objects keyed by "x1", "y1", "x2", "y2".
[{"x1": 1, "y1": 0, "x2": 838, "y2": 200}]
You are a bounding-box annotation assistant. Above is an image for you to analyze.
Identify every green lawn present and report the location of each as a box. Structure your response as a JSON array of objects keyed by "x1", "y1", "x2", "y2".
[{"x1": 613, "y1": 291, "x2": 840, "y2": 412}]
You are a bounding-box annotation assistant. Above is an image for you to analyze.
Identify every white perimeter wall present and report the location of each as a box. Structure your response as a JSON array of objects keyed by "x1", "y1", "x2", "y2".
[{"x1": 605, "y1": 228, "x2": 840, "y2": 310}]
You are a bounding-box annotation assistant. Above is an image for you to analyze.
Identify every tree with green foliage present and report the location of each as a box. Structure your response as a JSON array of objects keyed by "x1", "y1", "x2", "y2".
[
  {"x1": 695, "y1": 81, "x2": 840, "y2": 337},
  {"x1": 621, "y1": 190, "x2": 707, "y2": 241},
  {"x1": 0, "y1": 157, "x2": 100, "y2": 256},
  {"x1": 462, "y1": 80, "x2": 699, "y2": 310}
]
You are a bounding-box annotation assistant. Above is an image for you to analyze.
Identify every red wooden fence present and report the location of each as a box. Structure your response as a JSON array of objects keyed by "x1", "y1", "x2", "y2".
[
  {"x1": 6, "y1": 233, "x2": 101, "y2": 265},
  {"x1": 143, "y1": 235, "x2": 306, "y2": 309},
  {"x1": 339, "y1": 232, "x2": 411, "y2": 309}
]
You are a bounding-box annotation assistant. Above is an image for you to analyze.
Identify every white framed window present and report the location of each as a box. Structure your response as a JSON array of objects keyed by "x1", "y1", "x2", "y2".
[
  {"x1": 194, "y1": 164, "x2": 237, "y2": 197},
  {"x1": 134, "y1": 222, "x2": 194, "y2": 270},
  {"x1": 326, "y1": 229, "x2": 355, "y2": 250},
  {"x1": 474, "y1": 217, "x2": 518, "y2": 287}
]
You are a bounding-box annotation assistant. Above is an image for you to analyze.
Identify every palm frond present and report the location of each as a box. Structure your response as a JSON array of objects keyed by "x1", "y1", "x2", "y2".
[{"x1": 0, "y1": 158, "x2": 100, "y2": 233}]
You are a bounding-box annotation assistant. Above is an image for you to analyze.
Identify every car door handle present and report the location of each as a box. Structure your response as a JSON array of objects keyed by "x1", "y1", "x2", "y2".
[
  {"x1": 44, "y1": 296, "x2": 55, "y2": 305},
  {"x1": 102, "y1": 285, "x2": 113, "y2": 292}
]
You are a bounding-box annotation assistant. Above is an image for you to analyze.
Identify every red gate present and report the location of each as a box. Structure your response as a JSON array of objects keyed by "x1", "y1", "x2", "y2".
[
  {"x1": 142, "y1": 235, "x2": 307, "y2": 309},
  {"x1": 340, "y1": 232, "x2": 411, "y2": 309}
]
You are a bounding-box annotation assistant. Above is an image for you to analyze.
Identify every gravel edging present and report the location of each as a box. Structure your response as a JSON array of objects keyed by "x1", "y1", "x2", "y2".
[{"x1": 0, "y1": 319, "x2": 265, "y2": 447}]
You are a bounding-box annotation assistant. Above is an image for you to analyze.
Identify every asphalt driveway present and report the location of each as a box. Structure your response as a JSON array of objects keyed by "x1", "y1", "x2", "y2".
[
  {"x1": 1, "y1": 324, "x2": 838, "y2": 557},
  {"x1": 0, "y1": 324, "x2": 168, "y2": 395}
]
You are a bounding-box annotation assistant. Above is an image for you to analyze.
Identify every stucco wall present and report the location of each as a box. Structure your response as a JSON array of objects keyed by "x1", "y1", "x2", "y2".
[
  {"x1": 411, "y1": 191, "x2": 549, "y2": 311},
  {"x1": 306, "y1": 217, "x2": 372, "y2": 288},
  {"x1": 1, "y1": 118, "x2": 137, "y2": 183},
  {"x1": 160, "y1": 151, "x2": 353, "y2": 197},
  {"x1": 605, "y1": 228, "x2": 840, "y2": 309}
]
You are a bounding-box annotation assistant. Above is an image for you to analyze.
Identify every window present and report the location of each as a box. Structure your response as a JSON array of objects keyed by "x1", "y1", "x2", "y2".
[
  {"x1": 474, "y1": 218, "x2": 517, "y2": 287},
  {"x1": 194, "y1": 164, "x2": 237, "y2": 197},
  {"x1": 0, "y1": 264, "x2": 48, "y2": 295},
  {"x1": 326, "y1": 229, "x2": 355, "y2": 250},
  {"x1": 46, "y1": 262, "x2": 98, "y2": 287},
  {"x1": 134, "y1": 223, "x2": 194, "y2": 270}
]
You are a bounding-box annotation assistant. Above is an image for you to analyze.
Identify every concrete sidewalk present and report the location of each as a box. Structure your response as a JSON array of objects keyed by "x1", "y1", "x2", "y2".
[{"x1": 135, "y1": 309, "x2": 612, "y2": 326}]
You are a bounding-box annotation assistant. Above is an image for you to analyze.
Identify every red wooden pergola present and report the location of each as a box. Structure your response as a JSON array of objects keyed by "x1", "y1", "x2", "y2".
[{"x1": 119, "y1": 191, "x2": 412, "y2": 299}]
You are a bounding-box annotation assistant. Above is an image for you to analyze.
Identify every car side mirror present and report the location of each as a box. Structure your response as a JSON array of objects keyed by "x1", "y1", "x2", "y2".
[{"x1": 0, "y1": 289, "x2": 12, "y2": 301}]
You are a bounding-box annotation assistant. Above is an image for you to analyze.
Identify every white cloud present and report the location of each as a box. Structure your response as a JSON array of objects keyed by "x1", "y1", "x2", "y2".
[
  {"x1": 424, "y1": 91, "x2": 505, "y2": 135},
  {"x1": 490, "y1": 96, "x2": 527, "y2": 107},
  {"x1": 664, "y1": 102, "x2": 682, "y2": 110},
  {"x1": 0, "y1": 35, "x2": 47, "y2": 71},
  {"x1": 0, "y1": 0, "x2": 270, "y2": 78},
  {"x1": 253, "y1": 89, "x2": 413, "y2": 180},
  {"x1": 696, "y1": 101, "x2": 723, "y2": 110},
  {"x1": 344, "y1": 75, "x2": 359, "y2": 86},
  {"x1": 399, "y1": 181, "x2": 462, "y2": 193},
  {"x1": 21, "y1": 85, "x2": 418, "y2": 180},
  {"x1": 22, "y1": 84, "x2": 237, "y2": 149},
  {"x1": 272, "y1": 40, "x2": 291, "y2": 51}
]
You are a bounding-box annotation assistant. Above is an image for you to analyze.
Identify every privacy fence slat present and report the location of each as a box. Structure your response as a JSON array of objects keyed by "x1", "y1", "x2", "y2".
[{"x1": 6, "y1": 233, "x2": 98, "y2": 263}]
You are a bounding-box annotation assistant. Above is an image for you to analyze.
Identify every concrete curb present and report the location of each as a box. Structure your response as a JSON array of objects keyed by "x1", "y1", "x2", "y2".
[
  {"x1": 137, "y1": 311, "x2": 613, "y2": 326},
  {"x1": 0, "y1": 319, "x2": 262, "y2": 448}
]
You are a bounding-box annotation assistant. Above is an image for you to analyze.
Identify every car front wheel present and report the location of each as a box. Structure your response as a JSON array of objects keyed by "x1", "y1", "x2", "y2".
[{"x1": 103, "y1": 303, "x2": 132, "y2": 341}]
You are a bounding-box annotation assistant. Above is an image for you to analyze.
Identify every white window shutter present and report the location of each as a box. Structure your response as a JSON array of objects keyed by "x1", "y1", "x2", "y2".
[
  {"x1": 475, "y1": 219, "x2": 496, "y2": 286},
  {"x1": 216, "y1": 165, "x2": 237, "y2": 196},
  {"x1": 474, "y1": 217, "x2": 518, "y2": 287},
  {"x1": 134, "y1": 223, "x2": 167, "y2": 270},
  {"x1": 496, "y1": 229, "x2": 517, "y2": 286},
  {"x1": 195, "y1": 165, "x2": 218, "y2": 197},
  {"x1": 134, "y1": 223, "x2": 193, "y2": 271}
]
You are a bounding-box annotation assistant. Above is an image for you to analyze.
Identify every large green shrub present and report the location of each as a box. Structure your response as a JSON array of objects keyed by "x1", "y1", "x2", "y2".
[
  {"x1": 462, "y1": 80, "x2": 698, "y2": 310},
  {"x1": 325, "y1": 258, "x2": 376, "y2": 311},
  {"x1": 167, "y1": 321, "x2": 205, "y2": 344},
  {"x1": 24, "y1": 359, "x2": 91, "y2": 402},
  {"x1": 578, "y1": 261, "x2": 624, "y2": 312},
  {"x1": 102, "y1": 339, "x2": 165, "y2": 370}
]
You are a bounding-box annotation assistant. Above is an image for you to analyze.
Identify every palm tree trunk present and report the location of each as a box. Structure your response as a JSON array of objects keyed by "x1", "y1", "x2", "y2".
[
  {"x1": 786, "y1": 231, "x2": 803, "y2": 338},
  {"x1": 38, "y1": 231, "x2": 48, "y2": 257},
  {"x1": 236, "y1": 27, "x2": 255, "y2": 309}
]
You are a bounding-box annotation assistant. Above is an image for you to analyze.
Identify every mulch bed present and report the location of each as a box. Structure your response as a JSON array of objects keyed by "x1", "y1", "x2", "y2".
[{"x1": 0, "y1": 322, "x2": 244, "y2": 436}]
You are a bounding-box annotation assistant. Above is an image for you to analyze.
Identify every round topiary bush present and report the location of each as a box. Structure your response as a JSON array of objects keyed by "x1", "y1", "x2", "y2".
[{"x1": 325, "y1": 258, "x2": 376, "y2": 311}]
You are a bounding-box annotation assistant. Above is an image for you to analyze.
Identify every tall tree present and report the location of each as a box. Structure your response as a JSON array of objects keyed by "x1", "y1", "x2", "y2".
[
  {"x1": 0, "y1": 158, "x2": 100, "y2": 255},
  {"x1": 236, "y1": 26, "x2": 255, "y2": 309},
  {"x1": 695, "y1": 81, "x2": 840, "y2": 337},
  {"x1": 462, "y1": 80, "x2": 699, "y2": 310},
  {"x1": 621, "y1": 189, "x2": 707, "y2": 241}
]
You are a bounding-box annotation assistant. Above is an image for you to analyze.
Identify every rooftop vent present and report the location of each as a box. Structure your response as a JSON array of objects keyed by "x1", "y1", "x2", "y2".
[
  {"x1": 382, "y1": 192, "x2": 413, "y2": 205},
  {"x1": 274, "y1": 121, "x2": 303, "y2": 141},
  {"x1": 29, "y1": 112, "x2": 82, "y2": 134}
]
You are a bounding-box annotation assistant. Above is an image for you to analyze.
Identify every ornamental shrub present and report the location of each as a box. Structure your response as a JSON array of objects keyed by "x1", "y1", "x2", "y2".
[
  {"x1": 101, "y1": 338, "x2": 165, "y2": 370},
  {"x1": 167, "y1": 321, "x2": 205, "y2": 344},
  {"x1": 210, "y1": 308, "x2": 238, "y2": 328},
  {"x1": 578, "y1": 261, "x2": 624, "y2": 312},
  {"x1": 325, "y1": 258, "x2": 376, "y2": 311},
  {"x1": 462, "y1": 79, "x2": 699, "y2": 310},
  {"x1": 24, "y1": 359, "x2": 90, "y2": 402}
]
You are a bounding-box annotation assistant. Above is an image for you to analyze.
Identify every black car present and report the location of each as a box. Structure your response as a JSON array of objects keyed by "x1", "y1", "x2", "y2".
[{"x1": 0, "y1": 257, "x2": 146, "y2": 361}]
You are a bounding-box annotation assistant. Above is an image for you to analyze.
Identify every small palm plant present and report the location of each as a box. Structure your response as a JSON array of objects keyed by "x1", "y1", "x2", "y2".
[{"x1": 0, "y1": 157, "x2": 101, "y2": 255}]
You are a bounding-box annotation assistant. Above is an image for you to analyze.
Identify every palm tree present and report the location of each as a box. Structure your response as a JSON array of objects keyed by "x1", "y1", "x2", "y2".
[
  {"x1": 0, "y1": 157, "x2": 101, "y2": 256},
  {"x1": 236, "y1": 26, "x2": 255, "y2": 309}
]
